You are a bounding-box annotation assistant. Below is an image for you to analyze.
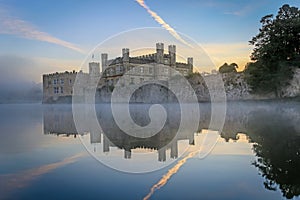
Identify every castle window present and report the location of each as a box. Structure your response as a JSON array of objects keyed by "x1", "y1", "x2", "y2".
[
  {"x1": 60, "y1": 87, "x2": 63, "y2": 94},
  {"x1": 140, "y1": 67, "x2": 144, "y2": 74},
  {"x1": 69, "y1": 79, "x2": 72, "y2": 85},
  {"x1": 53, "y1": 79, "x2": 57, "y2": 84},
  {"x1": 54, "y1": 87, "x2": 59, "y2": 94},
  {"x1": 60, "y1": 79, "x2": 64, "y2": 84},
  {"x1": 149, "y1": 67, "x2": 153, "y2": 74}
]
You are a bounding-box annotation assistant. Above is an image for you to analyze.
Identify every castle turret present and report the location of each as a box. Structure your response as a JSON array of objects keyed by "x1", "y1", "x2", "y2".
[
  {"x1": 187, "y1": 57, "x2": 193, "y2": 72},
  {"x1": 103, "y1": 134, "x2": 110, "y2": 153},
  {"x1": 156, "y1": 43, "x2": 164, "y2": 64},
  {"x1": 101, "y1": 53, "x2": 108, "y2": 72},
  {"x1": 90, "y1": 130, "x2": 101, "y2": 144},
  {"x1": 158, "y1": 147, "x2": 166, "y2": 162},
  {"x1": 188, "y1": 131, "x2": 194, "y2": 145},
  {"x1": 168, "y1": 45, "x2": 176, "y2": 67},
  {"x1": 89, "y1": 62, "x2": 100, "y2": 76},
  {"x1": 124, "y1": 149, "x2": 131, "y2": 159},
  {"x1": 122, "y1": 48, "x2": 129, "y2": 63},
  {"x1": 170, "y1": 140, "x2": 178, "y2": 159}
]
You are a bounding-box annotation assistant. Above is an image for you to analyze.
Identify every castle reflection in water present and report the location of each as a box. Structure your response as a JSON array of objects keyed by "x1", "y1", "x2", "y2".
[
  {"x1": 44, "y1": 104, "x2": 299, "y2": 161},
  {"x1": 43, "y1": 103, "x2": 300, "y2": 161},
  {"x1": 43, "y1": 104, "x2": 197, "y2": 161},
  {"x1": 43, "y1": 102, "x2": 300, "y2": 199}
]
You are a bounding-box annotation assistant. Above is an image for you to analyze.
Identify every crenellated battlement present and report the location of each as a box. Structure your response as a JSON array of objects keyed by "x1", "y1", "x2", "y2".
[
  {"x1": 43, "y1": 43, "x2": 194, "y2": 103},
  {"x1": 43, "y1": 70, "x2": 81, "y2": 77}
]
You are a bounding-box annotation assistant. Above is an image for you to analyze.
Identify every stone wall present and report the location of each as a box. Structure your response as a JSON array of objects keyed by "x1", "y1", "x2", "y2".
[
  {"x1": 43, "y1": 71, "x2": 89, "y2": 103},
  {"x1": 221, "y1": 73, "x2": 253, "y2": 100},
  {"x1": 44, "y1": 69, "x2": 299, "y2": 103},
  {"x1": 90, "y1": 69, "x2": 300, "y2": 103},
  {"x1": 185, "y1": 71, "x2": 299, "y2": 101},
  {"x1": 186, "y1": 72, "x2": 253, "y2": 101}
]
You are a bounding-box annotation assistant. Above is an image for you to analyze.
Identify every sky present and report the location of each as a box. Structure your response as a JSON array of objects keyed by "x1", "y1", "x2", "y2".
[{"x1": 0, "y1": 0, "x2": 300, "y2": 83}]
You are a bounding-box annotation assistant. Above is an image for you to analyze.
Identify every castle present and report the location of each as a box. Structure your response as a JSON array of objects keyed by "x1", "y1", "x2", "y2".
[{"x1": 43, "y1": 43, "x2": 193, "y2": 103}]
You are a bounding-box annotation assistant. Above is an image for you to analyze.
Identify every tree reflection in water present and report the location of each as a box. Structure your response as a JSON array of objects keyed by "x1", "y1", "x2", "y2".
[{"x1": 247, "y1": 109, "x2": 300, "y2": 199}]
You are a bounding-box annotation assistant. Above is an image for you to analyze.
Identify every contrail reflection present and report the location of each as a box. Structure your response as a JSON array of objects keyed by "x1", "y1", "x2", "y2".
[{"x1": 0, "y1": 153, "x2": 86, "y2": 199}]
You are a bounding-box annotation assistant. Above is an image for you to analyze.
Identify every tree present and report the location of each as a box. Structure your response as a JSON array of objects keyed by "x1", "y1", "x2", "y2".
[
  {"x1": 219, "y1": 62, "x2": 238, "y2": 73},
  {"x1": 246, "y1": 4, "x2": 300, "y2": 96}
]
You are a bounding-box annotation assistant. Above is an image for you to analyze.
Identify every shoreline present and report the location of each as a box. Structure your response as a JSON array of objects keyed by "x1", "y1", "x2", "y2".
[{"x1": 1, "y1": 96, "x2": 299, "y2": 105}]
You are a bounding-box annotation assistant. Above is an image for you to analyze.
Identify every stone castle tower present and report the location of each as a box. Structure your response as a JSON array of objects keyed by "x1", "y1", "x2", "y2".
[{"x1": 42, "y1": 43, "x2": 193, "y2": 103}]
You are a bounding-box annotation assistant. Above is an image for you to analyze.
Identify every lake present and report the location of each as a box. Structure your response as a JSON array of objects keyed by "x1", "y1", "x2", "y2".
[{"x1": 0, "y1": 102, "x2": 299, "y2": 200}]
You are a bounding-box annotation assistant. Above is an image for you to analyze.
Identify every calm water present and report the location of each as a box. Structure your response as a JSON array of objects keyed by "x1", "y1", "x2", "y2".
[{"x1": 0, "y1": 102, "x2": 299, "y2": 200}]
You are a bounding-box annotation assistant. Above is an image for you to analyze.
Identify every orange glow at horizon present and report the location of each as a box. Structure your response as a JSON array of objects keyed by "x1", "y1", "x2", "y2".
[{"x1": 202, "y1": 42, "x2": 253, "y2": 72}]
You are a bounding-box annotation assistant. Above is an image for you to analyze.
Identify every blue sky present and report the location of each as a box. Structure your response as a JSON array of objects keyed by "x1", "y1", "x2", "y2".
[{"x1": 0, "y1": 0, "x2": 299, "y2": 82}]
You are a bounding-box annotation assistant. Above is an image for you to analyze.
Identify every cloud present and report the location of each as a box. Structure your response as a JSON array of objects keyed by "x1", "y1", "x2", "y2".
[
  {"x1": 0, "y1": 7, "x2": 85, "y2": 54},
  {"x1": 224, "y1": 5, "x2": 253, "y2": 17},
  {"x1": 136, "y1": 0, "x2": 192, "y2": 47},
  {"x1": 223, "y1": 1, "x2": 268, "y2": 17}
]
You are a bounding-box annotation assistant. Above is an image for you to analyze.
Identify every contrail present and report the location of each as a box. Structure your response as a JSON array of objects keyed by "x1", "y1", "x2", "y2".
[
  {"x1": 0, "y1": 7, "x2": 85, "y2": 54},
  {"x1": 136, "y1": 0, "x2": 192, "y2": 47}
]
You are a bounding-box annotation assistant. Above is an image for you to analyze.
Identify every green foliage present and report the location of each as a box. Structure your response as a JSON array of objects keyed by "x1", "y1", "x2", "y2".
[
  {"x1": 219, "y1": 63, "x2": 238, "y2": 73},
  {"x1": 247, "y1": 4, "x2": 300, "y2": 96}
]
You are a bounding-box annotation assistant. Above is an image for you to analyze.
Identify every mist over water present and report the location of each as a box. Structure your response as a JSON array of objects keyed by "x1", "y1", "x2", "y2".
[{"x1": 0, "y1": 55, "x2": 44, "y2": 103}]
